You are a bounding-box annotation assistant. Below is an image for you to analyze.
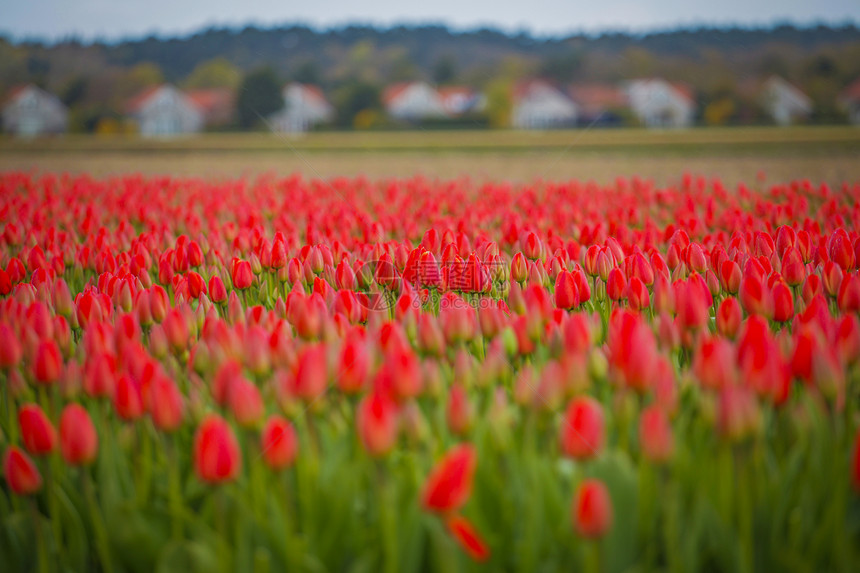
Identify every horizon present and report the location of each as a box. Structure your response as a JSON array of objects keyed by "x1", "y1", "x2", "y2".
[
  {"x1": 3, "y1": 17, "x2": 859, "y2": 47},
  {"x1": 2, "y1": 0, "x2": 859, "y2": 43}
]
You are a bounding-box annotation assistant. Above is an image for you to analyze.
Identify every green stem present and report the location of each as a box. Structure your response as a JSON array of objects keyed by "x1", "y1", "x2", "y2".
[
  {"x1": 84, "y1": 471, "x2": 114, "y2": 573},
  {"x1": 165, "y1": 435, "x2": 183, "y2": 540},
  {"x1": 376, "y1": 462, "x2": 398, "y2": 573},
  {"x1": 30, "y1": 499, "x2": 49, "y2": 573}
]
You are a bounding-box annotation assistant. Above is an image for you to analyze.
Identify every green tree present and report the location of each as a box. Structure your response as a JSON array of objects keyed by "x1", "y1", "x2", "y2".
[
  {"x1": 332, "y1": 81, "x2": 382, "y2": 128},
  {"x1": 433, "y1": 55, "x2": 457, "y2": 85},
  {"x1": 184, "y1": 57, "x2": 241, "y2": 90},
  {"x1": 539, "y1": 50, "x2": 583, "y2": 83},
  {"x1": 293, "y1": 60, "x2": 321, "y2": 85},
  {"x1": 236, "y1": 67, "x2": 283, "y2": 129}
]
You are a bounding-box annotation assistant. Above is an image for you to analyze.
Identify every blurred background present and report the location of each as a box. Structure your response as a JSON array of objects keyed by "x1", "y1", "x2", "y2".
[{"x1": 1, "y1": 0, "x2": 859, "y2": 183}]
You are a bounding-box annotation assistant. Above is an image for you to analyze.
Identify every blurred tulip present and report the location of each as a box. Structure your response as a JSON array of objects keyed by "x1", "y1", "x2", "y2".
[
  {"x1": 559, "y1": 397, "x2": 604, "y2": 460},
  {"x1": 193, "y1": 415, "x2": 241, "y2": 484},
  {"x1": 446, "y1": 515, "x2": 490, "y2": 562},
  {"x1": 572, "y1": 479, "x2": 613, "y2": 539},
  {"x1": 421, "y1": 444, "x2": 476, "y2": 513},
  {"x1": 59, "y1": 404, "x2": 98, "y2": 466},
  {"x1": 3, "y1": 446, "x2": 42, "y2": 495},
  {"x1": 261, "y1": 416, "x2": 298, "y2": 470},
  {"x1": 18, "y1": 403, "x2": 57, "y2": 455},
  {"x1": 357, "y1": 391, "x2": 399, "y2": 457}
]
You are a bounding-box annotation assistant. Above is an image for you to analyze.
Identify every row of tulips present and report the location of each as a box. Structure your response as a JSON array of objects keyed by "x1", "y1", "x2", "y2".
[{"x1": 1, "y1": 171, "x2": 860, "y2": 572}]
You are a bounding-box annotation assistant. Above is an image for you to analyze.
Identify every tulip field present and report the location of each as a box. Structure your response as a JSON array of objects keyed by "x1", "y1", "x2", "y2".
[{"x1": 2, "y1": 169, "x2": 860, "y2": 572}]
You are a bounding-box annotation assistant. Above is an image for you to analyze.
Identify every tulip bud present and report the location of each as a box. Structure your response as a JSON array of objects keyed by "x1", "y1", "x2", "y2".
[
  {"x1": 638, "y1": 405, "x2": 674, "y2": 463},
  {"x1": 60, "y1": 404, "x2": 98, "y2": 466},
  {"x1": 228, "y1": 378, "x2": 264, "y2": 428},
  {"x1": 193, "y1": 415, "x2": 241, "y2": 484},
  {"x1": 261, "y1": 415, "x2": 298, "y2": 470},
  {"x1": 150, "y1": 376, "x2": 184, "y2": 432},
  {"x1": 33, "y1": 339, "x2": 63, "y2": 384},
  {"x1": 554, "y1": 270, "x2": 579, "y2": 310},
  {"x1": 572, "y1": 479, "x2": 613, "y2": 539},
  {"x1": 559, "y1": 397, "x2": 604, "y2": 460},
  {"x1": 447, "y1": 385, "x2": 473, "y2": 436},
  {"x1": 18, "y1": 403, "x2": 57, "y2": 455},
  {"x1": 114, "y1": 375, "x2": 144, "y2": 421},
  {"x1": 357, "y1": 392, "x2": 399, "y2": 457},
  {"x1": 3, "y1": 446, "x2": 42, "y2": 495},
  {"x1": 445, "y1": 515, "x2": 491, "y2": 562},
  {"x1": 421, "y1": 444, "x2": 476, "y2": 513}
]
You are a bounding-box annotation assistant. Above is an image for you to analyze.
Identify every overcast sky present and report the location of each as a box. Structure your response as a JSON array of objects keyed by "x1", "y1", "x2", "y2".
[{"x1": 2, "y1": 0, "x2": 859, "y2": 42}]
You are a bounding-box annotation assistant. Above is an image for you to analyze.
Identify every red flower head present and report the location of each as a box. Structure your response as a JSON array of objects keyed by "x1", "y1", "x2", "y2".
[
  {"x1": 261, "y1": 415, "x2": 298, "y2": 471},
  {"x1": 560, "y1": 397, "x2": 604, "y2": 460},
  {"x1": 639, "y1": 405, "x2": 674, "y2": 463},
  {"x1": 357, "y1": 391, "x2": 399, "y2": 457},
  {"x1": 149, "y1": 375, "x2": 185, "y2": 432},
  {"x1": 228, "y1": 378, "x2": 264, "y2": 428},
  {"x1": 194, "y1": 415, "x2": 242, "y2": 484},
  {"x1": 716, "y1": 297, "x2": 743, "y2": 339},
  {"x1": 554, "y1": 270, "x2": 579, "y2": 310},
  {"x1": 18, "y1": 403, "x2": 57, "y2": 455},
  {"x1": 511, "y1": 252, "x2": 528, "y2": 284},
  {"x1": 208, "y1": 276, "x2": 228, "y2": 303},
  {"x1": 421, "y1": 444, "x2": 477, "y2": 513},
  {"x1": 446, "y1": 385, "x2": 473, "y2": 436},
  {"x1": 572, "y1": 479, "x2": 613, "y2": 539},
  {"x1": 3, "y1": 446, "x2": 42, "y2": 496},
  {"x1": 446, "y1": 515, "x2": 490, "y2": 562},
  {"x1": 60, "y1": 404, "x2": 98, "y2": 466},
  {"x1": 33, "y1": 339, "x2": 63, "y2": 384},
  {"x1": 231, "y1": 259, "x2": 254, "y2": 290}
]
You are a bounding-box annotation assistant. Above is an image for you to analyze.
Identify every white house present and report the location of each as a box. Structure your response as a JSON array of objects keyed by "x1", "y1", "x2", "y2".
[
  {"x1": 383, "y1": 81, "x2": 448, "y2": 121},
  {"x1": 624, "y1": 79, "x2": 695, "y2": 128},
  {"x1": 840, "y1": 78, "x2": 860, "y2": 125},
  {"x1": 2, "y1": 85, "x2": 68, "y2": 137},
  {"x1": 511, "y1": 80, "x2": 578, "y2": 129},
  {"x1": 269, "y1": 83, "x2": 334, "y2": 133},
  {"x1": 760, "y1": 76, "x2": 812, "y2": 126},
  {"x1": 127, "y1": 84, "x2": 203, "y2": 137}
]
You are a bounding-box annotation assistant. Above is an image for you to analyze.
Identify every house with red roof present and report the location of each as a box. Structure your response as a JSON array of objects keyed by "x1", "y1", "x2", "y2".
[
  {"x1": 383, "y1": 81, "x2": 447, "y2": 121},
  {"x1": 839, "y1": 78, "x2": 860, "y2": 125},
  {"x1": 186, "y1": 88, "x2": 235, "y2": 127},
  {"x1": 567, "y1": 83, "x2": 629, "y2": 126},
  {"x1": 624, "y1": 79, "x2": 695, "y2": 128},
  {"x1": 2, "y1": 84, "x2": 67, "y2": 137},
  {"x1": 126, "y1": 84, "x2": 203, "y2": 136},
  {"x1": 511, "y1": 80, "x2": 578, "y2": 129},
  {"x1": 269, "y1": 83, "x2": 334, "y2": 133}
]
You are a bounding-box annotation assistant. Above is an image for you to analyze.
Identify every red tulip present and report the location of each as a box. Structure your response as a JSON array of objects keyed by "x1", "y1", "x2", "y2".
[
  {"x1": 260, "y1": 416, "x2": 298, "y2": 470},
  {"x1": 209, "y1": 276, "x2": 228, "y2": 303},
  {"x1": 554, "y1": 270, "x2": 579, "y2": 310},
  {"x1": 606, "y1": 267, "x2": 627, "y2": 301},
  {"x1": 716, "y1": 297, "x2": 743, "y2": 339},
  {"x1": 560, "y1": 397, "x2": 604, "y2": 460},
  {"x1": 446, "y1": 515, "x2": 490, "y2": 562},
  {"x1": 511, "y1": 252, "x2": 528, "y2": 284},
  {"x1": 149, "y1": 376, "x2": 184, "y2": 432},
  {"x1": 356, "y1": 391, "x2": 399, "y2": 457},
  {"x1": 18, "y1": 403, "x2": 57, "y2": 455},
  {"x1": 231, "y1": 259, "x2": 254, "y2": 290},
  {"x1": 3, "y1": 446, "x2": 42, "y2": 495},
  {"x1": 228, "y1": 378, "x2": 264, "y2": 428},
  {"x1": 446, "y1": 385, "x2": 473, "y2": 436},
  {"x1": 0, "y1": 323, "x2": 22, "y2": 369},
  {"x1": 421, "y1": 444, "x2": 477, "y2": 513},
  {"x1": 638, "y1": 405, "x2": 674, "y2": 463},
  {"x1": 59, "y1": 404, "x2": 98, "y2": 466},
  {"x1": 291, "y1": 344, "x2": 328, "y2": 401},
  {"x1": 627, "y1": 275, "x2": 650, "y2": 311},
  {"x1": 33, "y1": 339, "x2": 63, "y2": 384},
  {"x1": 772, "y1": 281, "x2": 794, "y2": 322},
  {"x1": 572, "y1": 479, "x2": 613, "y2": 539},
  {"x1": 193, "y1": 415, "x2": 242, "y2": 484}
]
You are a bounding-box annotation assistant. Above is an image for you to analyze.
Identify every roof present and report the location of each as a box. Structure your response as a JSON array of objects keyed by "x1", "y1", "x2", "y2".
[
  {"x1": 438, "y1": 86, "x2": 474, "y2": 100},
  {"x1": 286, "y1": 83, "x2": 329, "y2": 105},
  {"x1": 626, "y1": 78, "x2": 695, "y2": 104},
  {"x1": 764, "y1": 76, "x2": 811, "y2": 105},
  {"x1": 382, "y1": 82, "x2": 417, "y2": 105},
  {"x1": 186, "y1": 88, "x2": 234, "y2": 114},
  {"x1": 125, "y1": 85, "x2": 164, "y2": 114},
  {"x1": 512, "y1": 79, "x2": 565, "y2": 102},
  {"x1": 567, "y1": 83, "x2": 628, "y2": 112}
]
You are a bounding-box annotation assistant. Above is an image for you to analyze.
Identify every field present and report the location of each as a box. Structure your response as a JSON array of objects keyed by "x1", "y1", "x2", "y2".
[
  {"x1": 1, "y1": 126, "x2": 859, "y2": 183},
  {"x1": 2, "y1": 126, "x2": 860, "y2": 572}
]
